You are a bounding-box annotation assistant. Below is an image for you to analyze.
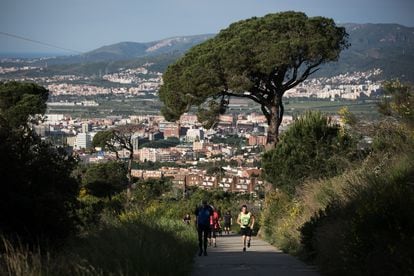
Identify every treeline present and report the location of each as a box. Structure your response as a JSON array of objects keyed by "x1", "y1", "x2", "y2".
[
  {"x1": 0, "y1": 81, "x2": 197, "y2": 275},
  {"x1": 260, "y1": 80, "x2": 414, "y2": 275}
]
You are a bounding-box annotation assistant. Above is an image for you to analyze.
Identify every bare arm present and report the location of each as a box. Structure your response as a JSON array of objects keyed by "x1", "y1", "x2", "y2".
[{"x1": 237, "y1": 213, "x2": 241, "y2": 226}]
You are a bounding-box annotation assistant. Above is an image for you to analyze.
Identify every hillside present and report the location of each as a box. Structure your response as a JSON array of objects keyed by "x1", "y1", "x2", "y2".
[
  {"x1": 37, "y1": 34, "x2": 214, "y2": 66},
  {"x1": 3, "y1": 23, "x2": 414, "y2": 81},
  {"x1": 317, "y1": 23, "x2": 414, "y2": 80}
]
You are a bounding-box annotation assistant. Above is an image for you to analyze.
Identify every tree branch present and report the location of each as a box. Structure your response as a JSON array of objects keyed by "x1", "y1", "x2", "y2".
[
  {"x1": 283, "y1": 59, "x2": 323, "y2": 91},
  {"x1": 282, "y1": 58, "x2": 305, "y2": 89}
]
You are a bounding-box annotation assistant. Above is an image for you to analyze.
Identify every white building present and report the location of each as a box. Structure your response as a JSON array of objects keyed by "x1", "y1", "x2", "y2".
[
  {"x1": 75, "y1": 132, "x2": 91, "y2": 149},
  {"x1": 139, "y1": 148, "x2": 157, "y2": 162},
  {"x1": 81, "y1": 123, "x2": 91, "y2": 133},
  {"x1": 186, "y1": 128, "x2": 204, "y2": 142},
  {"x1": 132, "y1": 136, "x2": 140, "y2": 151}
]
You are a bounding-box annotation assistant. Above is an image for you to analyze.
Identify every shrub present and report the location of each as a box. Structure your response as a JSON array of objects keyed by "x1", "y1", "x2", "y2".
[
  {"x1": 82, "y1": 161, "x2": 128, "y2": 200},
  {"x1": 262, "y1": 111, "x2": 355, "y2": 195}
]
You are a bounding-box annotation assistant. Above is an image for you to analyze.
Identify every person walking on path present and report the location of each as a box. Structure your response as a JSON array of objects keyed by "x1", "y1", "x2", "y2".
[
  {"x1": 237, "y1": 204, "x2": 255, "y2": 252},
  {"x1": 183, "y1": 213, "x2": 191, "y2": 225},
  {"x1": 209, "y1": 208, "x2": 221, "y2": 247},
  {"x1": 195, "y1": 200, "x2": 213, "y2": 256},
  {"x1": 223, "y1": 210, "x2": 232, "y2": 235}
]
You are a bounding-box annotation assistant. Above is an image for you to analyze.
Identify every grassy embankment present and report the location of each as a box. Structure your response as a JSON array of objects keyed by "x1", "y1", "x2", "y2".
[{"x1": 260, "y1": 120, "x2": 414, "y2": 275}]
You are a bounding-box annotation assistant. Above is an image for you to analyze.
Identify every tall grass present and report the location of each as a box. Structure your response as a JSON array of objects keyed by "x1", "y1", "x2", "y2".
[
  {"x1": 1, "y1": 237, "x2": 45, "y2": 276},
  {"x1": 1, "y1": 212, "x2": 197, "y2": 276},
  {"x1": 301, "y1": 153, "x2": 414, "y2": 276}
]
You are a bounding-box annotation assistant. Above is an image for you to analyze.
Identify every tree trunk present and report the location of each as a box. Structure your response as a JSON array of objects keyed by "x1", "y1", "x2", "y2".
[
  {"x1": 126, "y1": 151, "x2": 133, "y2": 199},
  {"x1": 266, "y1": 94, "x2": 283, "y2": 149},
  {"x1": 266, "y1": 108, "x2": 279, "y2": 149}
]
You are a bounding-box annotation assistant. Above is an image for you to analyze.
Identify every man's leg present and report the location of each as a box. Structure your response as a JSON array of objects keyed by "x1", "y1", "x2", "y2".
[
  {"x1": 203, "y1": 226, "x2": 209, "y2": 256},
  {"x1": 247, "y1": 227, "x2": 251, "y2": 248},
  {"x1": 242, "y1": 228, "x2": 247, "y2": 252},
  {"x1": 213, "y1": 230, "x2": 217, "y2": 247},
  {"x1": 197, "y1": 226, "x2": 203, "y2": 256}
]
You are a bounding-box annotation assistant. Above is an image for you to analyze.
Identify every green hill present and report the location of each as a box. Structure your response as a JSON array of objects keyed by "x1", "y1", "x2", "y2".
[
  {"x1": 3, "y1": 24, "x2": 414, "y2": 81},
  {"x1": 317, "y1": 23, "x2": 414, "y2": 81}
]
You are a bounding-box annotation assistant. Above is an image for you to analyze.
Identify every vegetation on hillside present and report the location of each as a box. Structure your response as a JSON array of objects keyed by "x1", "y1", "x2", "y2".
[
  {"x1": 260, "y1": 80, "x2": 414, "y2": 275},
  {"x1": 0, "y1": 81, "x2": 80, "y2": 245}
]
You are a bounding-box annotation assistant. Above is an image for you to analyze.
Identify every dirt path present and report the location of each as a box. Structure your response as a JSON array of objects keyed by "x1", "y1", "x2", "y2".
[{"x1": 191, "y1": 234, "x2": 319, "y2": 276}]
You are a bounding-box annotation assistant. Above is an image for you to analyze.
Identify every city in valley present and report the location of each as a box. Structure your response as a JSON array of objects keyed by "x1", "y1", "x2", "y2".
[{"x1": 0, "y1": 58, "x2": 384, "y2": 196}]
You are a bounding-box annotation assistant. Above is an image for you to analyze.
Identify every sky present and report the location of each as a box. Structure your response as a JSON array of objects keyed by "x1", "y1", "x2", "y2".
[{"x1": 1, "y1": 0, "x2": 413, "y2": 55}]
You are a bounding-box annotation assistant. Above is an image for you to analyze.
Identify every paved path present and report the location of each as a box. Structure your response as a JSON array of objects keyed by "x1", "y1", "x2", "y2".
[{"x1": 191, "y1": 234, "x2": 319, "y2": 276}]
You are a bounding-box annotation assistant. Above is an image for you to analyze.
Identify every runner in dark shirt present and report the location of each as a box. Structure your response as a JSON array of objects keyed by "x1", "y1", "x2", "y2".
[
  {"x1": 195, "y1": 200, "x2": 213, "y2": 256},
  {"x1": 223, "y1": 210, "x2": 232, "y2": 235}
]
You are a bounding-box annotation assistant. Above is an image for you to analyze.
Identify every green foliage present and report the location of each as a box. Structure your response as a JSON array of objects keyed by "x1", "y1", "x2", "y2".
[
  {"x1": 140, "y1": 137, "x2": 180, "y2": 149},
  {"x1": 260, "y1": 190, "x2": 302, "y2": 253},
  {"x1": 210, "y1": 134, "x2": 246, "y2": 147},
  {"x1": 0, "y1": 81, "x2": 80, "y2": 245},
  {"x1": 260, "y1": 113, "x2": 414, "y2": 275},
  {"x1": 159, "y1": 11, "x2": 348, "y2": 141},
  {"x1": 338, "y1": 106, "x2": 358, "y2": 126},
  {"x1": 300, "y1": 154, "x2": 414, "y2": 276},
  {"x1": 82, "y1": 161, "x2": 127, "y2": 199},
  {"x1": 92, "y1": 129, "x2": 117, "y2": 151},
  {"x1": 206, "y1": 166, "x2": 225, "y2": 176},
  {"x1": 132, "y1": 178, "x2": 172, "y2": 203},
  {"x1": 0, "y1": 81, "x2": 48, "y2": 128},
  {"x1": 371, "y1": 120, "x2": 414, "y2": 154},
  {"x1": 262, "y1": 111, "x2": 355, "y2": 195},
  {"x1": 378, "y1": 80, "x2": 414, "y2": 127},
  {"x1": 66, "y1": 214, "x2": 197, "y2": 276},
  {"x1": 1, "y1": 214, "x2": 197, "y2": 276}
]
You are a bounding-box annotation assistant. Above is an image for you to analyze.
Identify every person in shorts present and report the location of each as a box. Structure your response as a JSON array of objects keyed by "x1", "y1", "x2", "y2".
[
  {"x1": 223, "y1": 210, "x2": 232, "y2": 234},
  {"x1": 237, "y1": 204, "x2": 255, "y2": 252}
]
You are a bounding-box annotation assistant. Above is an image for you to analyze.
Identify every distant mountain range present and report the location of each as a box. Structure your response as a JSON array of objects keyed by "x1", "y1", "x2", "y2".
[
  {"x1": 317, "y1": 23, "x2": 414, "y2": 80},
  {"x1": 38, "y1": 34, "x2": 215, "y2": 66},
  {"x1": 4, "y1": 23, "x2": 414, "y2": 81}
]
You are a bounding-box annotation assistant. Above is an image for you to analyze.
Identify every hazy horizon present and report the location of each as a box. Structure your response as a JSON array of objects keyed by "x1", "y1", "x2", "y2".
[{"x1": 1, "y1": 0, "x2": 414, "y2": 56}]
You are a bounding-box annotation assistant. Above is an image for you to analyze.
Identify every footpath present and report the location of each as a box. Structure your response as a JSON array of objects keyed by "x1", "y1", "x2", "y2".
[{"x1": 191, "y1": 234, "x2": 320, "y2": 276}]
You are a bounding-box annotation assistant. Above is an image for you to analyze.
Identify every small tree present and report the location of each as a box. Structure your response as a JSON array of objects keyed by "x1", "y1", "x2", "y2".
[
  {"x1": 378, "y1": 80, "x2": 414, "y2": 128},
  {"x1": 83, "y1": 161, "x2": 127, "y2": 199},
  {"x1": 133, "y1": 178, "x2": 172, "y2": 202},
  {"x1": 0, "y1": 81, "x2": 79, "y2": 244},
  {"x1": 92, "y1": 130, "x2": 119, "y2": 159},
  {"x1": 159, "y1": 12, "x2": 349, "y2": 148},
  {"x1": 94, "y1": 125, "x2": 142, "y2": 198},
  {"x1": 262, "y1": 111, "x2": 354, "y2": 195}
]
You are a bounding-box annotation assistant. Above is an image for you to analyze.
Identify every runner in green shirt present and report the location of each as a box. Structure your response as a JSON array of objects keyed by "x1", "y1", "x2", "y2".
[{"x1": 237, "y1": 204, "x2": 255, "y2": 252}]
